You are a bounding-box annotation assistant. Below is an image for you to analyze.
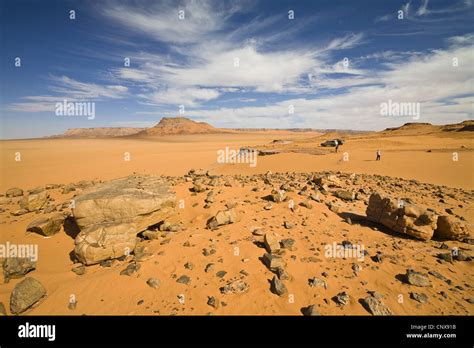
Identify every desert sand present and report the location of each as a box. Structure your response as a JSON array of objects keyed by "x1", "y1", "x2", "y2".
[{"x1": 0, "y1": 120, "x2": 473, "y2": 316}]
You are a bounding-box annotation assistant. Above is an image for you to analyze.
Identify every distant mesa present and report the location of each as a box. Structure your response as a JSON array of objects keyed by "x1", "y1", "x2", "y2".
[
  {"x1": 384, "y1": 120, "x2": 473, "y2": 134},
  {"x1": 51, "y1": 127, "x2": 143, "y2": 138},
  {"x1": 51, "y1": 117, "x2": 225, "y2": 138},
  {"x1": 49, "y1": 118, "x2": 473, "y2": 139},
  {"x1": 135, "y1": 117, "x2": 224, "y2": 136}
]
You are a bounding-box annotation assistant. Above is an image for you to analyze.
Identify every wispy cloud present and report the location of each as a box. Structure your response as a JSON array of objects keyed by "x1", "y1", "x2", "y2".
[{"x1": 7, "y1": 75, "x2": 129, "y2": 112}]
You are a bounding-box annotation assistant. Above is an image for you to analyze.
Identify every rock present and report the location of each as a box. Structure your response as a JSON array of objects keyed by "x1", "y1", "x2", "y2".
[
  {"x1": 43, "y1": 204, "x2": 57, "y2": 214},
  {"x1": 352, "y1": 263, "x2": 362, "y2": 273},
  {"x1": 302, "y1": 305, "x2": 320, "y2": 316},
  {"x1": 6, "y1": 187, "x2": 23, "y2": 197},
  {"x1": 220, "y1": 280, "x2": 250, "y2": 294},
  {"x1": 28, "y1": 187, "x2": 45, "y2": 194},
  {"x1": 20, "y1": 191, "x2": 49, "y2": 212},
  {"x1": 270, "y1": 190, "x2": 286, "y2": 203},
  {"x1": 262, "y1": 253, "x2": 286, "y2": 271},
  {"x1": 428, "y1": 270, "x2": 447, "y2": 281},
  {"x1": 270, "y1": 276, "x2": 287, "y2": 296},
  {"x1": 251, "y1": 227, "x2": 265, "y2": 236},
  {"x1": 207, "y1": 296, "x2": 219, "y2": 309},
  {"x1": 120, "y1": 262, "x2": 141, "y2": 276},
  {"x1": 0, "y1": 197, "x2": 12, "y2": 205},
  {"x1": 159, "y1": 221, "x2": 181, "y2": 232},
  {"x1": 176, "y1": 275, "x2": 191, "y2": 285},
  {"x1": 308, "y1": 277, "x2": 328, "y2": 289},
  {"x1": 3, "y1": 258, "x2": 36, "y2": 283},
  {"x1": 361, "y1": 296, "x2": 393, "y2": 315},
  {"x1": 280, "y1": 238, "x2": 295, "y2": 250},
  {"x1": 205, "y1": 263, "x2": 215, "y2": 273},
  {"x1": 333, "y1": 291, "x2": 350, "y2": 306},
  {"x1": 61, "y1": 184, "x2": 76, "y2": 194},
  {"x1": 133, "y1": 245, "x2": 153, "y2": 262},
  {"x1": 71, "y1": 264, "x2": 86, "y2": 275},
  {"x1": 336, "y1": 190, "x2": 355, "y2": 201},
  {"x1": 100, "y1": 259, "x2": 114, "y2": 267},
  {"x1": 300, "y1": 201, "x2": 313, "y2": 209},
  {"x1": 192, "y1": 182, "x2": 206, "y2": 193},
  {"x1": 72, "y1": 175, "x2": 175, "y2": 232},
  {"x1": 264, "y1": 203, "x2": 273, "y2": 210},
  {"x1": 216, "y1": 270, "x2": 227, "y2": 279},
  {"x1": 141, "y1": 229, "x2": 160, "y2": 240},
  {"x1": 328, "y1": 202, "x2": 342, "y2": 214},
  {"x1": 410, "y1": 292, "x2": 428, "y2": 304},
  {"x1": 26, "y1": 213, "x2": 65, "y2": 237},
  {"x1": 276, "y1": 267, "x2": 290, "y2": 280},
  {"x1": 206, "y1": 208, "x2": 238, "y2": 229},
  {"x1": 372, "y1": 252, "x2": 384, "y2": 263},
  {"x1": 405, "y1": 269, "x2": 431, "y2": 287},
  {"x1": 366, "y1": 193, "x2": 437, "y2": 240},
  {"x1": 454, "y1": 250, "x2": 470, "y2": 261},
  {"x1": 434, "y1": 216, "x2": 472, "y2": 241},
  {"x1": 184, "y1": 262, "x2": 194, "y2": 270},
  {"x1": 437, "y1": 252, "x2": 453, "y2": 263},
  {"x1": 309, "y1": 193, "x2": 321, "y2": 202},
  {"x1": 10, "y1": 277, "x2": 46, "y2": 314},
  {"x1": 264, "y1": 233, "x2": 280, "y2": 253},
  {"x1": 283, "y1": 221, "x2": 294, "y2": 229},
  {"x1": 146, "y1": 278, "x2": 160, "y2": 289},
  {"x1": 10, "y1": 209, "x2": 29, "y2": 216},
  {"x1": 313, "y1": 174, "x2": 342, "y2": 187},
  {"x1": 74, "y1": 223, "x2": 137, "y2": 265}
]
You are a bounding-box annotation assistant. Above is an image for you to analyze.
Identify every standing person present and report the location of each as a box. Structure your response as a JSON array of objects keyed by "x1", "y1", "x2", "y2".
[
  {"x1": 376, "y1": 149, "x2": 381, "y2": 161},
  {"x1": 335, "y1": 139, "x2": 339, "y2": 153}
]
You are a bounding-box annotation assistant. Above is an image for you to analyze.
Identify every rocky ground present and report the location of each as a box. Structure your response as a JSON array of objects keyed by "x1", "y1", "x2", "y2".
[{"x1": 0, "y1": 170, "x2": 473, "y2": 315}]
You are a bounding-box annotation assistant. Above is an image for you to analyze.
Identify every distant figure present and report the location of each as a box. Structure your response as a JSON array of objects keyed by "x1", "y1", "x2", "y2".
[
  {"x1": 376, "y1": 149, "x2": 381, "y2": 161},
  {"x1": 335, "y1": 140, "x2": 339, "y2": 153}
]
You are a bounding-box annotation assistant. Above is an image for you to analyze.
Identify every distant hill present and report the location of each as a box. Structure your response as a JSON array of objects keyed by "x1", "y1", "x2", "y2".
[
  {"x1": 383, "y1": 120, "x2": 474, "y2": 135},
  {"x1": 50, "y1": 127, "x2": 143, "y2": 138},
  {"x1": 134, "y1": 117, "x2": 225, "y2": 136},
  {"x1": 49, "y1": 118, "x2": 473, "y2": 139}
]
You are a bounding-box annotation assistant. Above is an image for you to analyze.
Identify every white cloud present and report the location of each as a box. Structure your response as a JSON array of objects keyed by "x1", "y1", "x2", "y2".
[
  {"x1": 139, "y1": 87, "x2": 220, "y2": 107},
  {"x1": 101, "y1": 0, "x2": 240, "y2": 44},
  {"x1": 184, "y1": 38, "x2": 474, "y2": 130},
  {"x1": 7, "y1": 76, "x2": 129, "y2": 112}
]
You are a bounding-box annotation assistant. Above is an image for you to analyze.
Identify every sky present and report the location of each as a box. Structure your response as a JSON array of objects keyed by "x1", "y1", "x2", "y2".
[{"x1": 0, "y1": 0, "x2": 473, "y2": 139}]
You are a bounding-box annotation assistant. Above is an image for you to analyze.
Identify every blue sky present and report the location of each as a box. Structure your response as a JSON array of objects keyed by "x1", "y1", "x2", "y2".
[{"x1": 1, "y1": 0, "x2": 473, "y2": 139}]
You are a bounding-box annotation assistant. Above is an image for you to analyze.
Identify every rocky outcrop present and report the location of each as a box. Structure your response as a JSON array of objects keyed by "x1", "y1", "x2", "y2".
[
  {"x1": 72, "y1": 176, "x2": 175, "y2": 264},
  {"x1": 434, "y1": 215, "x2": 472, "y2": 241},
  {"x1": 366, "y1": 193, "x2": 437, "y2": 240},
  {"x1": 74, "y1": 223, "x2": 137, "y2": 265}
]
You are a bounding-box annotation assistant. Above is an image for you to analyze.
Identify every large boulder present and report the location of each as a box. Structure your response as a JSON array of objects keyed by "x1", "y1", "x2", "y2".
[
  {"x1": 72, "y1": 175, "x2": 175, "y2": 231},
  {"x1": 74, "y1": 223, "x2": 137, "y2": 265},
  {"x1": 71, "y1": 176, "x2": 176, "y2": 264},
  {"x1": 10, "y1": 277, "x2": 46, "y2": 314},
  {"x1": 434, "y1": 216, "x2": 472, "y2": 241},
  {"x1": 19, "y1": 191, "x2": 49, "y2": 212},
  {"x1": 366, "y1": 193, "x2": 437, "y2": 240},
  {"x1": 26, "y1": 213, "x2": 66, "y2": 237}
]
